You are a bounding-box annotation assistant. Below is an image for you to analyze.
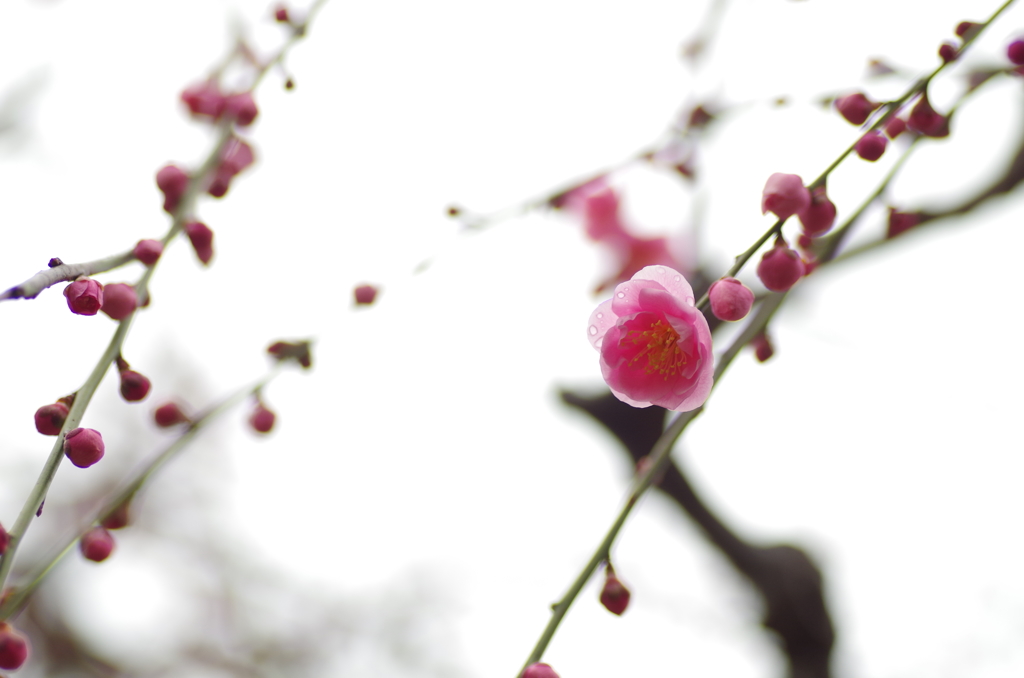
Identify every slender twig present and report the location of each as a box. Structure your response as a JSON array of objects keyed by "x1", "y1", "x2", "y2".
[
  {"x1": 519, "y1": 292, "x2": 786, "y2": 673},
  {"x1": 0, "y1": 368, "x2": 280, "y2": 620},
  {"x1": 0, "y1": 1, "x2": 328, "y2": 600},
  {"x1": 520, "y1": 4, "x2": 1019, "y2": 667}
]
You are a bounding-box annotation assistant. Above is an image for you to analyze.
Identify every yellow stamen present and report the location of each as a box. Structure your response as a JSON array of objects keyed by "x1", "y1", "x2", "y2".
[{"x1": 624, "y1": 319, "x2": 687, "y2": 378}]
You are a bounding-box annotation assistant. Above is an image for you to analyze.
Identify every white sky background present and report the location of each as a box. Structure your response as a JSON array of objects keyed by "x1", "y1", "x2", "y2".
[{"x1": 2, "y1": 0, "x2": 1024, "y2": 676}]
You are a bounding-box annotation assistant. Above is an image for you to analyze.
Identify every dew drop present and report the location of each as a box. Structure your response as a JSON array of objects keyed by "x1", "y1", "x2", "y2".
[
  {"x1": 596, "y1": 338, "x2": 603, "y2": 348},
  {"x1": 596, "y1": 313, "x2": 604, "y2": 319},
  {"x1": 674, "y1": 275, "x2": 681, "y2": 282},
  {"x1": 589, "y1": 325, "x2": 598, "y2": 336},
  {"x1": 617, "y1": 292, "x2": 625, "y2": 299}
]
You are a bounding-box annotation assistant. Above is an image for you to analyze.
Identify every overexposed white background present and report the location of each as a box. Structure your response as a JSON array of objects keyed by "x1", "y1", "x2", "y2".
[{"x1": 2, "y1": 0, "x2": 1024, "y2": 676}]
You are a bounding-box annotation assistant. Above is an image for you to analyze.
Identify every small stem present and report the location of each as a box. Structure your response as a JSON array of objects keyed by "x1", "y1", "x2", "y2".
[
  {"x1": 0, "y1": 368, "x2": 280, "y2": 620},
  {"x1": 519, "y1": 293, "x2": 786, "y2": 673}
]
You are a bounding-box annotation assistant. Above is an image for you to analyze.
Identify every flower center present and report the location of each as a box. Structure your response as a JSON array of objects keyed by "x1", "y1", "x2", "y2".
[{"x1": 624, "y1": 318, "x2": 686, "y2": 378}]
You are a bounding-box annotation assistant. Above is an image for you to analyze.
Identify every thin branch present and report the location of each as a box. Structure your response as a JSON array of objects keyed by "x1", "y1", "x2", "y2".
[
  {"x1": 0, "y1": 368, "x2": 280, "y2": 620},
  {"x1": 519, "y1": 292, "x2": 786, "y2": 672}
]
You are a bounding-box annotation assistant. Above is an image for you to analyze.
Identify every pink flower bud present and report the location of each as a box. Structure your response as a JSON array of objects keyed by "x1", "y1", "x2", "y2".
[
  {"x1": 1008, "y1": 39, "x2": 1024, "y2": 65},
  {"x1": 751, "y1": 332, "x2": 774, "y2": 362},
  {"x1": 0, "y1": 623, "x2": 29, "y2": 671},
  {"x1": 708, "y1": 277, "x2": 754, "y2": 322},
  {"x1": 101, "y1": 501, "x2": 131, "y2": 530},
  {"x1": 938, "y1": 42, "x2": 958, "y2": 64},
  {"x1": 64, "y1": 279, "x2": 104, "y2": 315},
  {"x1": 101, "y1": 283, "x2": 138, "y2": 320},
  {"x1": 354, "y1": 284, "x2": 379, "y2": 305},
  {"x1": 887, "y1": 208, "x2": 920, "y2": 239},
  {"x1": 756, "y1": 241, "x2": 805, "y2": 292},
  {"x1": 834, "y1": 92, "x2": 878, "y2": 125},
  {"x1": 35, "y1": 402, "x2": 69, "y2": 435},
  {"x1": 119, "y1": 370, "x2": 151, "y2": 402},
  {"x1": 63, "y1": 428, "x2": 105, "y2": 468},
  {"x1": 220, "y1": 138, "x2": 255, "y2": 175},
  {"x1": 275, "y1": 6, "x2": 290, "y2": 21},
  {"x1": 267, "y1": 340, "x2": 313, "y2": 368},
  {"x1": 250, "y1": 403, "x2": 276, "y2": 433},
  {"x1": 600, "y1": 568, "x2": 631, "y2": 615},
  {"x1": 761, "y1": 173, "x2": 810, "y2": 221},
  {"x1": 80, "y1": 527, "x2": 115, "y2": 562},
  {"x1": 907, "y1": 94, "x2": 949, "y2": 138},
  {"x1": 224, "y1": 92, "x2": 258, "y2": 126},
  {"x1": 884, "y1": 116, "x2": 907, "y2": 139},
  {"x1": 955, "y1": 21, "x2": 981, "y2": 40},
  {"x1": 520, "y1": 663, "x2": 560, "y2": 678},
  {"x1": 154, "y1": 402, "x2": 190, "y2": 427},
  {"x1": 134, "y1": 239, "x2": 164, "y2": 266},
  {"x1": 184, "y1": 221, "x2": 214, "y2": 265},
  {"x1": 156, "y1": 164, "x2": 189, "y2": 212},
  {"x1": 796, "y1": 187, "x2": 836, "y2": 237},
  {"x1": 180, "y1": 81, "x2": 225, "y2": 119},
  {"x1": 855, "y1": 131, "x2": 887, "y2": 161},
  {"x1": 0, "y1": 524, "x2": 9, "y2": 556}
]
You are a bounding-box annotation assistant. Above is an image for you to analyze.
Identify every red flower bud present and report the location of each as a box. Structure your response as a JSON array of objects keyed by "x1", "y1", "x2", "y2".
[
  {"x1": 756, "y1": 241, "x2": 805, "y2": 292},
  {"x1": 224, "y1": 92, "x2": 258, "y2": 126},
  {"x1": 274, "y1": 5, "x2": 290, "y2": 22},
  {"x1": 119, "y1": 370, "x2": 151, "y2": 402},
  {"x1": 599, "y1": 567, "x2": 631, "y2": 615},
  {"x1": 35, "y1": 402, "x2": 69, "y2": 435},
  {"x1": 1008, "y1": 39, "x2": 1024, "y2": 65},
  {"x1": 154, "y1": 402, "x2": 190, "y2": 427},
  {"x1": 64, "y1": 279, "x2": 104, "y2": 315},
  {"x1": 855, "y1": 131, "x2": 887, "y2": 162},
  {"x1": 761, "y1": 173, "x2": 810, "y2": 221},
  {"x1": 708, "y1": 277, "x2": 754, "y2": 322},
  {"x1": 101, "y1": 501, "x2": 131, "y2": 530},
  {"x1": 834, "y1": 92, "x2": 878, "y2": 125},
  {"x1": 180, "y1": 81, "x2": 225, "y2": 119},
  {"x1": 80, "y1": 527, "x2": 115, "y2": 562},
  {"x1": 887, "y1": 208, "x2": 921, "y2": 239},
  {"x1": 520, "y1": 663, "x2": 559, "y2": 678},
  {"x1": 63, "y1": 428, "x2": 105, "y2": 468},
  {"x1": 938, "y1": 42, "x2": 958, "y2": 64},
  {"x1": 955, "y1": 21, "x2": 981, "y2": 40},
  {"x1": 156, "y1": 164, "x2": 189, "y2": 212},
  {"x1": 907, "y1": 94, "x2": 949, "y2": 138},
  {"x1": 751, "y1": 332, "x2": 774, "y2": 362},
  {"x1": 354, "y1": 284, "x2": 379, "y2": 306},
  {"x1": 101, "y1": 283, "x2": 138, "y2": 320},
  {"x1": 797, "y1": 187, "x2": 837, "y2": 237},
  {"x1": 134, "y1": 239, "x2": 164, "y2": 266},
  {"x1": 184, "y1": 221, "x2": 214, "y2": 265},
  {"x1": 0, "y1": 623, "x2": 29, "y2": 671},
  {"x1": 884, "y1": 116, "x2": 907, "y2": 139},
  {"x1": 250, "y1": 403, "x2": 276, "y2": 433}
]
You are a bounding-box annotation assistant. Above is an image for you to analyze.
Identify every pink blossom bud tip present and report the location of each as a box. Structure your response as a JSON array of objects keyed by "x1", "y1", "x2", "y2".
[
  {"x1": 1008, "y1": 40, "x2": 1024, "y2": 65},
  {"x1": 101, "y1": 283, "x2": 138, "y2": 320},
  {"x1": 0, "y1": 623, "x2": 29, "y2": 670},
  {"x1": 761, "y1": 173, "x2": 810, "y2": 220},
  {"x1": 64, "y1": 279, "x2": 104, "y2": 315},
  {"x1": 119, "y1": 370, "x2": 151, "y2": 402},
  {"x1": 63, "y1": 428, "x2": 105, "y2": 468},
  {"x1": 520, "y1": 663, "x2": 560, "y2": 678},
  {"x1": 35, "y1": 402, "x2": 69, "y2": 435},
  {"x1": 600, "y1": 571, "x2": 631, "y2": 615},
  {"x1": 756, "y1": 241, "x2": 805, "y2": 292},
  {"x1": 134, "y1": 239, "x2": 164, "y2": 266},
  {"x1": 80, "y1": 527, "x2": 115, "y2": 562},
  {"x1": 250, "y1": 404, "x2": 276, "y2": 433},
  {"x1": 855, "y1": 132, "x2": 887, "y2": 162},
  {"x1": 708, "y1": 277, "x2": 754, "y2": 322},
  {"x1": 834, "y1": 93, "x2": 878, "y2": 125}
]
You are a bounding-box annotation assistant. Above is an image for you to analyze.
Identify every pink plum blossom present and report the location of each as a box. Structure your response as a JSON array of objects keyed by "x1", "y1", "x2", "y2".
[
  {"x1": 761, "y1": 173, "x2": 810, "y2": 220},
  {"x1": 589, "y1": 266, "x2": 713, "y2": 412}
]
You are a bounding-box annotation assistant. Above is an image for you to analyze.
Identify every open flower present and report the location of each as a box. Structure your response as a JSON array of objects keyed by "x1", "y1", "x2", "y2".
[{"x1": 588, "y1": 266, "x2": 713, "y2": 411}]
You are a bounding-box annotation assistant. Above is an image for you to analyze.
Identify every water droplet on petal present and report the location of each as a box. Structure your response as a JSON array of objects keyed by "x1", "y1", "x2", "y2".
[
  {"x1": 589, "y1": 325, "x2": 598, "y2": 336},
  {"x1": 596, "y1": 338, "x2": 603, "y2": 348},
  {"x1": 596, "y1": 313, "x2": 603, "y2": 319},
  {"x1": 617, "y1": 292, "x2": 625, "y2": 299},
  {"x1": 674, "y1": 275, "x2": 681, "y2": 282}
]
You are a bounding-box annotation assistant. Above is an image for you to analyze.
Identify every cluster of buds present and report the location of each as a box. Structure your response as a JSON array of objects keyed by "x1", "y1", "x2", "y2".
[{"x1": 180, "y1": 82, "x2": 259, "y2": 127}]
